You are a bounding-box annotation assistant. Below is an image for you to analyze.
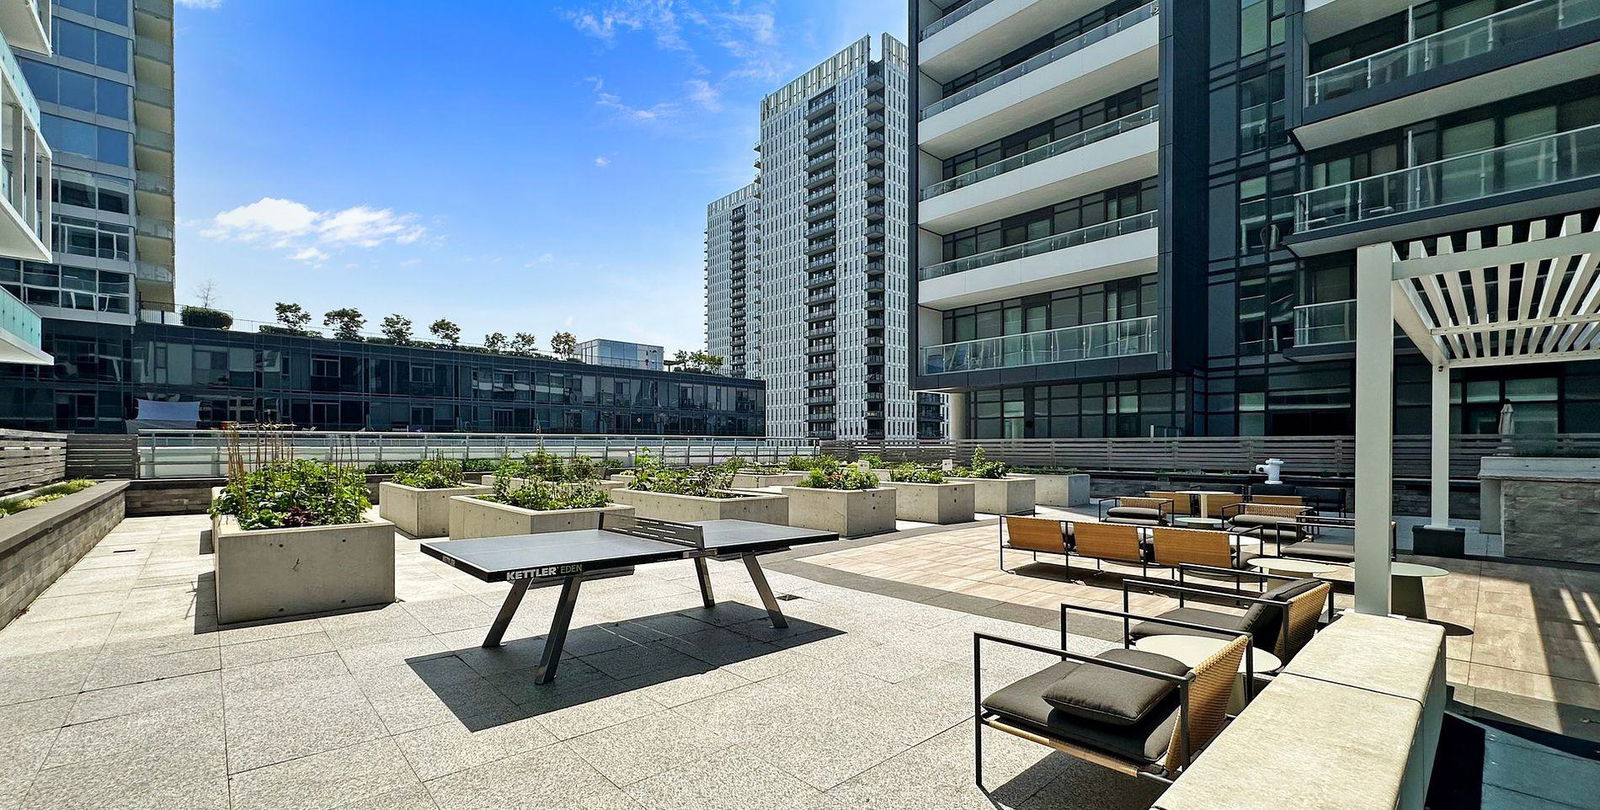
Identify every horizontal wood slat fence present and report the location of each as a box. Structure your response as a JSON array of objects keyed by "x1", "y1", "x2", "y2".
[
  {"x1": 65, "y1": 435, "x2": 139, "y2": 480},
  {"x1": 821, "y1": 435, "x2": 1600, "y2": 480},
  {"x1": 0, "y1": 429, "x2": 67, "y2": 493}
]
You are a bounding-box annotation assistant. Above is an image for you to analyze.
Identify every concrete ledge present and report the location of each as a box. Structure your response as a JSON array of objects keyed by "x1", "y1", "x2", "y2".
[
  {"x1": 730, "y1": 472, "x2": 806, "y2": 489},
  {"x1": 880, "y1": 480, "x2": 974, "y2": 524},
  {"x1": 212, "y1": 513, "x2": 397, "y2": 625},
  {"x1": 0, "y1": 481, "x2": 126, "y2": 629},
  {"x1": 448, "y1": 496, "x2": 634, "y2": 540},
  {"x1": 612, "y1": 488, "x2": 789, "y2": 525},
  {"x1": 378, "y1": 482, "x2": 491, "y2": 538},
  {"x1": 482, "y1": 475, "x2": 625, "y2": 493},
  {"x1": 780, "y1": 486, "x2": 897, "y2": 538},
  {"x1": 951, "y1": 476, "x2": 1036, "y2": 515}
]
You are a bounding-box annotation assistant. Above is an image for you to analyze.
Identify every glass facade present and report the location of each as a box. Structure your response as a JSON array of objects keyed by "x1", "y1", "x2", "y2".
[{"x1": 0, "y1": 321, "x2": 766, "y2": 435}]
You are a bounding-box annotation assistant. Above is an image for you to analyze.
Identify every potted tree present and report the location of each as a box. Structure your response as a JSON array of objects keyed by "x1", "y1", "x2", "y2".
[
  {"x1": 209, "y1": 459, "x2": 394, "y2": 624},
  {"x1": 780, "y1": 458, "x2": 896, "y2": 537},
  {"x1": 378, "y1": 457, "x2": 490, "y2": 538},
  {"x1": 448, "y1": 478, "x2": 632, "y2": 540},
  {"x1": 612, "y1": 451, "x2": 789, "y2": 524},
  {"x1": 949, "y1": 448, "x2": 1036, "y2": 515},
  {"x1": 880, "y1": 464, "x2": 974, "y2": 524}
]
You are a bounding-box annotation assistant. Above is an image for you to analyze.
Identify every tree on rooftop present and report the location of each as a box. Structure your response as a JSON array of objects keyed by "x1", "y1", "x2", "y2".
[
  {"x1": 511, "y1": 332, "x2": 539, "y2": 356},
  {"x1": 323, "y1": 308, "x2": 366, "y2": 341},
  {"x1": 380, "y1": 314, "x2": 413, "y2": 345},
  {"x1": 550, "y1": 331, "x2": 577, "y2": 359},
  {"x1": 273, "y1": 303, "x2": 312, "y2": 334},
  {"x1": 484, "y1": 332, "x2": 508, "y2": 353},
  {"x1": 430, "y1": 318, "x2": 461, "y2": 346}
]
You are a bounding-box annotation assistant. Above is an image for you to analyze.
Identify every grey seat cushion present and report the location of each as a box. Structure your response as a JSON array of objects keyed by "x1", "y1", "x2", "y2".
[
  {"x1": 1278, "y1": 541, "x2": 1355, "y2": 563},
  {"x1": 1229, "y1": 513, "x2": 1294, "y2": 529},
  {"x1": 983, "y1": 659, "x2": 1179, "y2": 766},
  {"x1": 1108, "y1": 506, "x2": 1163, "y2": 520},
  {"x1": 1043, "y1": 648, "x2": 1189, "y2": 727},
  {"x1": 1129, "y1": 607, "x2": 1250, "y2": 643}
]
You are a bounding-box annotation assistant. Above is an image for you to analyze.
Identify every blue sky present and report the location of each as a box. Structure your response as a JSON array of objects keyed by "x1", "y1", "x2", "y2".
[{"x1": 175, "y1": 0, "x2": 905, "y2": 354}]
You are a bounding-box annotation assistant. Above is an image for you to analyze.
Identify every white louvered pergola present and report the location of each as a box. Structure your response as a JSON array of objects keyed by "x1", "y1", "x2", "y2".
[{"x1": 1352, "y1": 214, "x2": 1600, "y2": 614}]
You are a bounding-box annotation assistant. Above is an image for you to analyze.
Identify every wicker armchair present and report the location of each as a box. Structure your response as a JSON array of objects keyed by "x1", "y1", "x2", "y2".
[
  {"x1": 1120, "y1": 569, "x2": 1332, "y2": 661},
  {"x1": 1099, "y1": 496, "x2": 1174, "y2": 527},
  {"x1": 1223, "y1": 503, "x2": 1312, "y2": 544}
]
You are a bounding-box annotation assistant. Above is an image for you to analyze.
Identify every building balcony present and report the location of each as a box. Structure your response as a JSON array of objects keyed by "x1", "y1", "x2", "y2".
[
  {"x1": 866, "y1": 133, "x2": 885, "y2": 149},
  {"x1": 865, "y1": 391, "x2": 885, "y2": 402},
  {"x1": 865, "y1": 337, "x2": 886, "y2": 348},
  {"x1": 806, "y1": 324, "x2": 836, "y2": 338},
  {"x1": 0, "y1": 0, "x2": 49, "y2": 55},
  {"x1": 807, "y1": 135, "x2": 836, "y2": 155},
  {"x1": 866, "y1": 261, "x2": 885, "y2": 275},
  {"x1": 807, "y1": 238, "x2": 836, "y2": 256},
  {"x1": 866, "y1": 168, "x2": 885, "y2": 185},
  {"x1": 866, "y1": 150, "x2": 885, "y2": 168},
  {"x1": 807, "y1": 271, "x2": 836, "y2": 289},
  {"x1": 1290, "y1": 123, "x2": 1600, "y2": 255},
  {"x1": 1293, "y1": 299, "x2": 1356, "y2": 348},
  {"x1": 920, "y1": 315, "x2": 1156, "y2": 375},
  {"x1": 865, "y1": 242, "x2": 885, "y2": 259},
  {"x1": 806, "y1": 360, "x2": 836, "y2": 373},
  {"x1": 807, "y1": 307, "x2": 836, "y2": 321},
  {"x1": 807, "y1": 117, "x2": 837, "y2": 138},
  {"x1": 920, "y1": 0, "x2": 1111, "y2": 78},
  {"x1": 865, "y1": 187, "x2": 885, "y2": 204},
  {"x1": 865, "y1": 298, "x2": 885, "y2": 312},
  {"x1": 808, "y1": 254, "x2": 837, "y2": 271},
  {"x1": 1298, "y1": 0, "x2": 1600, "y2": 150},
  {"x1": 806, "y1": 186, "x2": 837, "y2": 206},
  {"x1": 0, "y1": 30, "x2": 50, "y2": 263},
  {"x1": 866, "y1": 317, "x2": 886, "y2": 328},
  {"x1": 866, "y1": 95, "x2": 884, "y2": 113},
  {"x1": 917, "y1": 211, "x2": 1159, "y2": 308},
  {"x1": 807, "y1": 98, "x2": 837, "y2": 120},
  {"x1": 919, "y1": 2, "x2": 1159, "y2": 156},
  {"x1": 807, "y1": 290, "x2": 836, "y2": 306},
  {"x1": 807, "y1": 220, "x2": 837, "y2": 238},
  {"x1": 866, "y1": 354, "x2": 886, "y2": 366},
  {"x1": 807, "y1": 203, "x2": 836, "y2": 222},
  {"x1": 865, "y1": 205, "x2": 885, "y2": 220},
  {"x1": 0, "y1": 285, "x2": 50, "y2": 365},
  {"x1": 806, "y1": 169, "x2": 837, "y2": 190},
  {"x1": 865, "y1": 280, "x2": 886, "y2": 294},
  {"x1": 808, "y1": 429, "x2": 838, "y2": 439},
  {"x1": 919, "y1": 107, "x2": 1157, "y2": 232},
  {"x1": 866, "y1": 114, "x2": 885, "y2": 130},
  {"x1": 866, "y1": 373, "x2": 886, "y2": 383},
  {"x1": 807, "y1": 394, "x2": 836, "y2": 406},
  {"x1": 807, "y1": 151, "x2": 837, "y2": 172}
]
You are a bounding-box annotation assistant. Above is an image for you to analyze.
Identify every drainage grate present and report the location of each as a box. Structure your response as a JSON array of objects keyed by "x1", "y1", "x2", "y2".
[
  {"x1": 776, "y1": 594, "x2": 802, "y2": 601},
  {"x1": 112, "y1": 548, "x2": 136, "y2": 553}
]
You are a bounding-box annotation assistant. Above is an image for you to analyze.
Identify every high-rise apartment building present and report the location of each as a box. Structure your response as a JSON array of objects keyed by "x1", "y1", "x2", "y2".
[
  {"x1": 910, "y1": 0, "x2": 1600, "y2": 439},
  {"x1": 0, "y1": 0, "x2": 55, "y2": 365},
  {"x1": 707, "y1": 34, "x2": 945, "y2": 441}
]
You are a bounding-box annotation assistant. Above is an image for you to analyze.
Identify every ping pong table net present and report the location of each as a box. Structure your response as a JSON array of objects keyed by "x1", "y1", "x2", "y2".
[{"x1": 599, "y1": 513, "x2": 707, "y2": 549}]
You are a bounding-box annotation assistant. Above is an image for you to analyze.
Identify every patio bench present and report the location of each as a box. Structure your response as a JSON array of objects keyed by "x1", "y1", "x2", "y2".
[{"x1": 1099, "y1": 496, "x2": 1174, "y2": 527}]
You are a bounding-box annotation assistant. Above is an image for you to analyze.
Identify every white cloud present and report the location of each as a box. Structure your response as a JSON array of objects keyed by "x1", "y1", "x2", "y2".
[
  {"x1": 593, "y1": 156, "x2": 611, "y2": 168},
  {"x1": 202, "y1": 197, "x2": 427, "y2": 264},
  {"x1": 684, "y1": 79, "x2": 722, "y2": 112},
  {"x1": 564, "y1": 0, "x2": 688, "y2": 52},
  {"x1": 564, "y1": 2, "x2": 787, "y2": 83},
  {"x1": 587, "y1": 76, "x2": 679, "y2": 123}
]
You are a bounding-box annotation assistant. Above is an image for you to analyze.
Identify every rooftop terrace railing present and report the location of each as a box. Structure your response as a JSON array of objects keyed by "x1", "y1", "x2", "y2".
[
  {"x1": 1294, "y1": 299, "x2": 1356, "y2": 346},
  {"x1": 136, "y1": 431, "x2": 818, "y2": 479},
  {"x1": 922, "y1": 2, "x2": 1158, "y2": 119},
  {"x1": 1295, "y1": 122, "x2": 1600, "y2": 230},
  {"x1": 921, "y1": 315, "x2": 1156, "y2": 375},
  {"x1": 919, "y1": 210, "x2": 1157, "y2": 281},
  {"x1": 920, "y1": 0, "x2": 999, "y2": 39},
  {"x1": 922, "y1": 107, "x2": 1158, "y2": 199},
  {"x1": 1305, "y1": 0, "x2": 1600, "y2": 105}
]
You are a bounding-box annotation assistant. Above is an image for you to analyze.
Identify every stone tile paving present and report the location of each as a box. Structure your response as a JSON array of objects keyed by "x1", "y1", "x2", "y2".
[{"x1": 0, "y1": 513, "x2": 1168, "y2": 810}]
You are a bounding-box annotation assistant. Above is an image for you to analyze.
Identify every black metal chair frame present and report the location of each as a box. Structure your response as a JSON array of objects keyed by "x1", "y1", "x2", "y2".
[
  {"x1": 974, "y1": 605, "x2": 1254, "y2": 790},
  {"x1": 1117, "y1": 569, "x2": 1333, "y2": 662},
  {"x1": 1097, "y1": 496, "x2": 1176, "y2": 526}
]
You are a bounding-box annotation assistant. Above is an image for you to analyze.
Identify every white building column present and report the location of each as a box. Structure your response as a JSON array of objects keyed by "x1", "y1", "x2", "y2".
[
  {"x1": 1353, "y1": 243, "x2": 1394, "y2": 616},
  {"x1": 947, "y1": 392, "x2": 967, "y2": 440},
  {"x1": 1429, "y1": 363, "x2": 1451, "y2": 528}
]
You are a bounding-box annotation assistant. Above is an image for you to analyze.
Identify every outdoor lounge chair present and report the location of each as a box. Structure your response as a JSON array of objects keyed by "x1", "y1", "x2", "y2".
[
  {"x1": 1271, "y1": 515, "x2": 1395, "y2": 563},
  {"x1": 999, "y1": 516, "x2": 1067, "y2": 572},
  {"x1": 1145, "y1": 490, "x2": 1193, "y2": 516},
  {"x1": 1299, "y1": 486, "x2": 1347, "y2": 516},
  {"x1": 1099, "y1": 496, "x2": 1173, "y2": 527},
  {"x1": 1069, "y1": 521, "x2": 1149, "y2": 576},
  {"x1": 1148, "y1": 527, "x2": 1257, "y2": 573},
  {"x1": 975, "y1": 604, "x2": 1251, "y2": 786},
  {"x1": 1120, "y1": 569, "x2": 1332, "y2": 661},
  {"x1": 1199, "y1": 493, "x2": 1244, "y2": 519},
  {"x1": 1248, "y1": 494, "x2": 1304, "y2": 507},
  {"x1": 1223, "y1": 503, "x2": 1312, "y2": 544}
]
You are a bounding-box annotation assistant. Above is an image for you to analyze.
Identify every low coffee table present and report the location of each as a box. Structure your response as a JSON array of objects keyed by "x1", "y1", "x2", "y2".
[
  {"x1": 1133, "y1": 635, "x2": 1282, "y2": 712},
  {"x1": 1246, "y1": 557, "x2": 1346, "y2": 578},
  {"x1": 1173, "y1": 517, "x2": 1224, "y2": 530},
  {"x1": 1314, "y1": 562, "x2": 1449, "y2": 621}
]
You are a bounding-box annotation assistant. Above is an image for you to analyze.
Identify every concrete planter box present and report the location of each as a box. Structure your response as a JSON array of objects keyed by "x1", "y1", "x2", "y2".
[
  {"x1": 447, "y1": 496, "x2": 634, "y2": 540},
  {"x1": 1032, "y1": 473, "x2": 1091, "y2": 507},
  {"x1": 378, "y1": 482, "x2": 490, "y2": 538},
  {"x1": 730, "y1": 472, "x2": 807, "y2": 489},
  {"x1": 211, "y1": 508, "x2": 396, "y2": 625},
  {"x1": 611, "y1": 488, "x2": 789, "y2": 525},
  {"x1": 482, "y1": 475, "x2": 625, "y2": 493},
  {"x1": 780, "y1": 486, "x2": 896, "y2": 537},
  {"x1": 0, "y1": 481, "x2": 126, "y2": 631},
  {"x1": 951, "y1": 476, "x2": 1036, "y2": 515},
  {"x1": 881, "y1": 479, "x2": 974, "y2": 524}
]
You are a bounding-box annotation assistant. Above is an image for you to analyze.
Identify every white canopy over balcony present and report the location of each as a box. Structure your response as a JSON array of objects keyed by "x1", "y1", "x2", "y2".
[{"x1": 1352, "y1": 214, "x2": 1600, "y2": 613}]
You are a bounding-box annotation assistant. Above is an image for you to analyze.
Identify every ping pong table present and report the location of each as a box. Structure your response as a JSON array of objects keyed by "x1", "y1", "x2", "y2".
[{"x1": 419, "y1": 515, "x2": 839, "y2": 683}]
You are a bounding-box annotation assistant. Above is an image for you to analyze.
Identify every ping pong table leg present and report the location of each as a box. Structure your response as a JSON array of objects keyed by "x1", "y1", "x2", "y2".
[
  {"x1": 693, "y1": 557, "x2": 716, "y2": 609},
  {"x1": 534, "y1": 575, "x2": 584, "y2": 685},
  {"x1": 482, "y1": 578, "x2": 532, "y2": 648},
  {"x1": 742, "y1": 553, "x2": 788, "y2": 629}
]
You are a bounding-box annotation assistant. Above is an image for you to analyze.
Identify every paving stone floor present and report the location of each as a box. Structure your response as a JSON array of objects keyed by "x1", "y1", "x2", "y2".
[{"x1": 0, "y1": 513, "x2": 1171, "y2": 810}]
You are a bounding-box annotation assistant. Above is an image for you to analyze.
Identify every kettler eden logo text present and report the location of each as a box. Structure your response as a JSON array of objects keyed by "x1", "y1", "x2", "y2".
[{"x1": 508, "y1": 564, "x2": 583, "y2": 581}]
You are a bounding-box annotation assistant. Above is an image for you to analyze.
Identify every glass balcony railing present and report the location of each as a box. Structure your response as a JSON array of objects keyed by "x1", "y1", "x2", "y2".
[
  {"x1": 921, "y1": 0, "x2": 999, "y2": 39},
  {"x1": 1293, "y1": 300, "x2": 1355, "y2": 346},
  {"x1": 919, "y1": 210, "x2": 1158, "y2": 281},
  {"x1": 1305, "y1": 0, "x2": 1600, "y2": 105},
  {"x1": 922, "y1": 107, "x2": 1158, "y2": 199},
  {"x1": 1295, "y1": 123, "x2": 1600, "y2": 230},
  {"x1": 1, "y1": 285, "x2": 42, "y2": 350},
  {"x1": 0, "y1": 31, "x2": 39, "y2": 128},
  {"x1": 921, "y1": 315, "x2": 1156, "y2": 375},
  {"x1": 922, "y1": 2, "x2": 1158, "y2": 120}
]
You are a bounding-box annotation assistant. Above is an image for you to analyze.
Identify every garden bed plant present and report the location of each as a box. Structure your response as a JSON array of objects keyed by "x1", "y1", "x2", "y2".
[
  {"x1": 211, "y1": 459, "x2": 371, "y2": 530},
  {"x1": 478, "y1": 477, "x2": 612, "y2": 510},
  {"x1": 889, "y1": 464, "x2": 946, "y2": 484},
  {"x1": 782, "y1": 458, "x2": 893, "y2": 536},
  {"x1": 951, "y1": 447, "x2": 1010, "y2": 479},
  {"x1": 0, "y1": 479, "x2": 97, "y2": 518},
  {"x1": 379, "y1": 458, "x2": 490, "y2": 537},
  {"x1": 786, "y1": 454, "x2": 833, "y2": 472},
  {"x1": 628, "y1": 450, "x2": 740, "y2": 498},
  {"x1": 948, "y1": 449, "x2": 1035, "y2": 515},
  {"x1": 797, "y1": 457, "x2": 880, "y2": 490}
]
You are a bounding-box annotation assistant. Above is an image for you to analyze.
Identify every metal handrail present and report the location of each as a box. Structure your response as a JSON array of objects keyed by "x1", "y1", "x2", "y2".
[
  {"x1": 1293, "y1": 300, "x2": 1355, "y2": 346},
  {"x1": 919, "y1": 210, "x2": 1158, "y2": 281},
  {"x1": 921, "y1": 0, "x2": 1000, "y2": 39},
  {"x1": 920, "y1": 315, "x2": 1157, "y2": 374},
  {"x1": 923, "y1": 107, "x2": 1158, "y2": 199}
]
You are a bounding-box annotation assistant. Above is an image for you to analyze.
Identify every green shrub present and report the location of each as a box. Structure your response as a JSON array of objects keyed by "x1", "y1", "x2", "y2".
[
  {"x1": 493, "y1": 451, "x2": 606, "y2": 483},
  {"x1": 391, "y1": 457, "x2": 464, "y2": 489},
  {"x1": 798, "y1": 457, "x2": 880, "y2": 490},
  {"x1": 0, "y1": 479, "x2": 97, "y2": 517},
  {"x1": 482, "y1": 480, "x2": 610, "y2": 511},
  {"x1": 787, "y1": 454, "x2": 832, "y2": 471},
  {"x1": 860, "y1": 454, "x2": 885, "y2": 469},
  {"x1": 628, "y1": 450, "x2": 738, "y2": 498},
  {"x1": 890, "y1": 463, "x2": 946, "y2": 484},
  {"x1": 952, "y1": 447, "x2": 1010, "y2": 479},
  {"x1": 180, "y1": 306, "x2": 233, "y2": 329},
  {"x1": 210, "y1": 459, "x2": 371, "y2": 530}
]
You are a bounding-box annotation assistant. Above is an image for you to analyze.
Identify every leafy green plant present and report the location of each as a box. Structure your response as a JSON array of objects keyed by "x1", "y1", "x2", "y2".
[
  {"x1": 952, "y1": 447, "x2": 1010, "y2": 479},
  {"x1": 890, "y1": 463, "x2": 946, "y2": 484},
  {"x1": 798, "y1": 456, "x2": 880, "y2": 490},
  {"x1": 859, "y1": 455, "x2": 885, "y2": 469},
  {"x1": 628, "y1": 450, "x2": 739, "y2": 498},
  {"x1": 787, "y1": 454, "x2": 834, "y2": 471},
  {"x1": 494, "y1": 451, "x2": 605, "y2": 483},
  {"x1": 483, "y1": 479, "x2": 610, "y2": 511},
  {"x1": 210, "y1": 460, "x2": 371, "y2": 530},
  {"x1": 0, "y1": 479, "x2": 98, "y2": 517},
  {"x1": 391, "y1": 457, "x2": 464, "y2": 489},
  {"x1": 180, "y1": 306, "x2": 232, "y2": 329}
]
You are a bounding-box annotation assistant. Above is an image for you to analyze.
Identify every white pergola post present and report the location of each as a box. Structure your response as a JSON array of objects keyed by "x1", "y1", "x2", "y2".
[
  {"x1": 1354, "y1": 244, "x2": 1394, "y2": 616},
  {"x1": 1429, "y1": 363, "x2": 1451, "y2": 528}
]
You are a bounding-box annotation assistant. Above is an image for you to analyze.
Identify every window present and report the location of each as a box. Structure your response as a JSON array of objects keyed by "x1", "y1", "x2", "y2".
[
  {"x1": 53, "y1": 169, "x2": 132, "y2": 214},
  {"x1": 51, "y1": 19, "x2": 128, "y2": 70},
  {"x1": 53, "y1": 216, "x2": 130, "y2": 261},
  {"x1": 59, "y1": 0, "x2": 130, "y2": 25},
  {"x1": 1239, "y1": 0, "x2": 1286, "y2": 58},
  {"x1": 41, "y1": 115, "x2": 131, "y2": 166},
  {"x1": 311, "y1": 356, "x2": 339, "y2": 377},
  {"x1": 409, "y1": 365, "x2": 434, "y2": 384}
]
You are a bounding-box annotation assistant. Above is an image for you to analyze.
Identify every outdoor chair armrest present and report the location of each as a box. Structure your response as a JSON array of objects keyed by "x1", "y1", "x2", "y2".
[
  {"x1": 1119, "y1": 576, "x2": 1290, "y2": 612},
  {"x1": 973, "y1": 632, "x2": 1192, "y2": 686},
  {"x1": 1058, "y1": 602, "x2": 1257, "y2": 652},
  {"x1": 1175, "y1": 562, "x2": 1296, "y2": 586}
]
